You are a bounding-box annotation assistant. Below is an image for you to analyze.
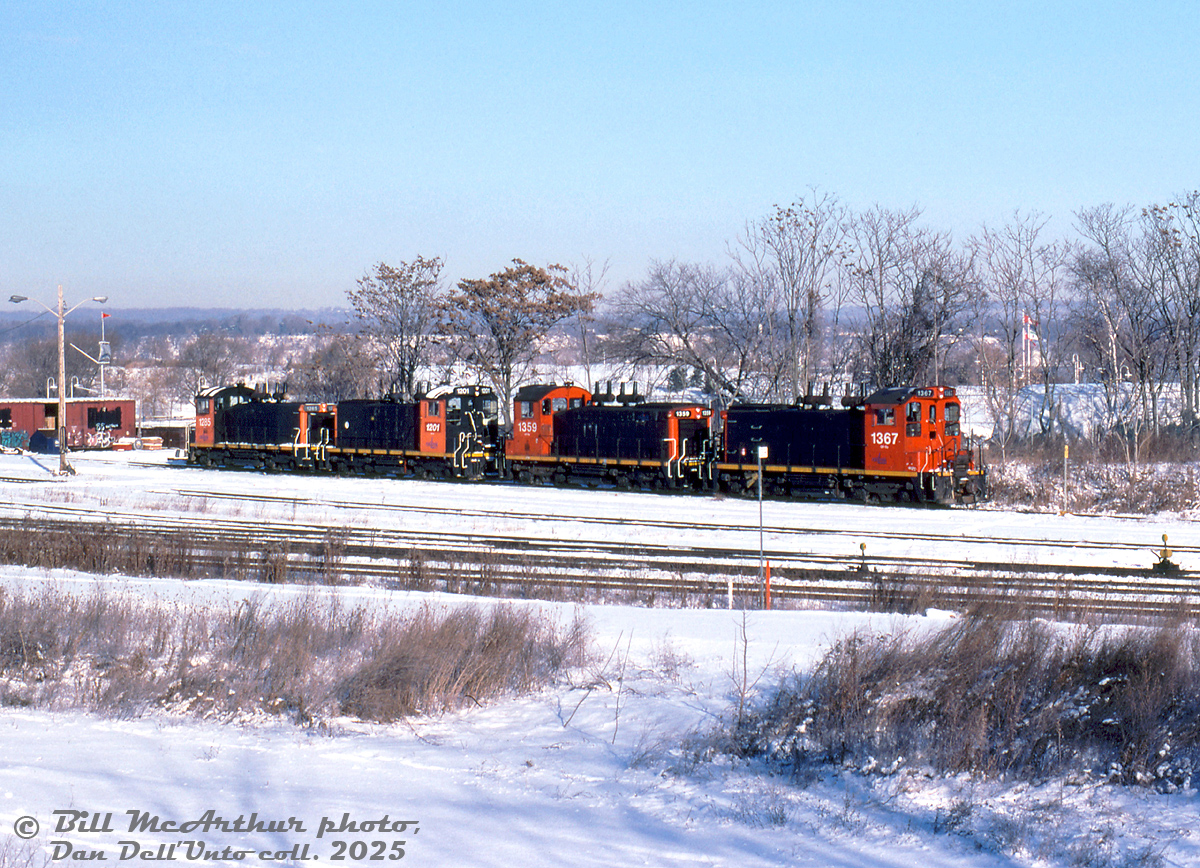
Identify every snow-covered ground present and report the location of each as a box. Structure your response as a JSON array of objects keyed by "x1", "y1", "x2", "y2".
[{"x1": 2, "y1": 452, "x2": 1199, "y2": 867}]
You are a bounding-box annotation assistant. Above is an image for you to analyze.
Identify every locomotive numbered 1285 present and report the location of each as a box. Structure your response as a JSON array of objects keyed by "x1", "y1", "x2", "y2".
[{"x1": 190, "y1": 383, "x2": 501, "y2": 479}]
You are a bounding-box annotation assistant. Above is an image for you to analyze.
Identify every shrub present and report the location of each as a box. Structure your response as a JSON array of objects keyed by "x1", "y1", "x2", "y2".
[
  {"x1": 0, "y1": 586, "x2": 589, "y2": 725},
  {"x1": 742, "y1": 615, "x2": 1200, "y2": 788}
]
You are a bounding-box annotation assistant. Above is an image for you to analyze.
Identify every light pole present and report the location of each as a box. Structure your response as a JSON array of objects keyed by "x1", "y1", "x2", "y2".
[
  {"x1": 10, "y1": 286, "x2": 108, "y2": 474},
  {"x1": 757, "y1": 443, "x2": 767, "y2": 608}
]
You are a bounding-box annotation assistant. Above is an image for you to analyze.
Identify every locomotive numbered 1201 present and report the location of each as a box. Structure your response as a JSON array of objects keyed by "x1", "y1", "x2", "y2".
[{"x1": 188, "y1": 380, "x2": 986, "y2": 504}]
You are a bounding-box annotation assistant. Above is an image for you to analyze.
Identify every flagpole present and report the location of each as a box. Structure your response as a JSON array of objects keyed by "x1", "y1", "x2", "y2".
[{"x1": 100, "y1": 312, "x2": 106, "y2": 399}]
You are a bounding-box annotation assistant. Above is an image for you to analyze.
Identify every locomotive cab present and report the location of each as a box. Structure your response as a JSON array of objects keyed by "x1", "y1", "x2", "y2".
[
  {"x1": 192, "y1": 384, "x2": 256, "y2": 449},
  {"x1": 507, "y1": 383, "x2": 592, "y2": 458},
  {"x1": 863, "y1": 386, "x2": 982, "y2": 502},
  {"x1": 434, "y1": 385, "x2": 501, "y2": 478}
]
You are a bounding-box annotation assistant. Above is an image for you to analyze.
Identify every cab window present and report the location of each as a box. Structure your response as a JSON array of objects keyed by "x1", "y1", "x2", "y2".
[
  {"x1": 552, "y1": 397, "x2": 568, "y2": 412},
  {"x1": 541, "y1": 398, "x2": 552, "y2": 415},
  {"x1": 427, "y1": 401, "x2": 440, "y2": 417},
  {"x1": 928, "y1": 404, "x2": 937, "y2": 424},
  {"x1": 905, "y1": 401, "x2": 922, "y2": 436},
  {"x1": 446, "y1": 396, "x2": 462, "y2": 423},
  {"x1": 197, "y1": 398, "x2": 211, "y2": 414},
  {"x1": 519, "y1": 401, "x2": 534, "y2": 419},
  {"x1": 874, "y1": 407, "x2": 895, "y2": 426},
  {"x1": 945, "y1": 403, "x2": 961, "y2": 436},
  {"x1": 570, "y1": 397, "x2": 584, "y2": 409}
]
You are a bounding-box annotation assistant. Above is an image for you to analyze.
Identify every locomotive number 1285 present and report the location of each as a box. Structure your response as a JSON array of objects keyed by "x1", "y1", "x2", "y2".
[{"x1": 871, "y1": 431, "x2": 899, "y2": 447}]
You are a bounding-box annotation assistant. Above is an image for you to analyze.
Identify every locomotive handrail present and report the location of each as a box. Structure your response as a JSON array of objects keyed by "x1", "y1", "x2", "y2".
[
  {"x1": 664, "y1": 436, "x2": 678, "y2": 480},
  {"x1": 317, "y1": 427, "x2": 330, "y2": 463}
]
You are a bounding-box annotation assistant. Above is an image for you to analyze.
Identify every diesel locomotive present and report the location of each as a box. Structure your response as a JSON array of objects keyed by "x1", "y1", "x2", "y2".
[
  {"x1": 191, "y1": 383, "x2": 501, "y2": 479},
  {"x1": 719, "y1": 386, "x2": 984, "y2": 504},
  {"x1": 187, "y1": 380, "x2": 986, "y2": 504}
]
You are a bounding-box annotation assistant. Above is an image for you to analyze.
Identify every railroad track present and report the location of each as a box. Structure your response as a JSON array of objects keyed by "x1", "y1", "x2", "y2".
[
  {"x1": 159, "y1": 485, "x2": 1200, "y2": 558},
  {"x1": 0, "y1": 507, "x2": 1196, "y2": 624},
  {"x1": 1, "y1": 494, "x2": 1190, "y2": 579}
]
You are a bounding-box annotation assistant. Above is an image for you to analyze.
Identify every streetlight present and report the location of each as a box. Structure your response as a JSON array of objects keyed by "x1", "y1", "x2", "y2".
[
  {"x1": 10, "y1": 286, "x2": 108, "y2": 474},
  {"x1": 757, "y1": 443, "x2": 768, "y2": 608}
]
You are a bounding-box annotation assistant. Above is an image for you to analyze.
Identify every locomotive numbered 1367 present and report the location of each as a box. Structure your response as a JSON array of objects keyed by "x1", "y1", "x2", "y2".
[
  {"x1": 188, "y1": 381, "x2": 986, "y2": 504},
  {"x1": 720, "y1": 386, "x2": 984, "y2": 504}
]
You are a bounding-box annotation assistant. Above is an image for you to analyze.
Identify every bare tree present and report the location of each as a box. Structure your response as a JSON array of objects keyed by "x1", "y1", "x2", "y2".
[
  {"x1": 844, "y1": 206, "x2": 976, "y2": 387},
  {"x1": 347, "y1": 257, "x2": 444, "y2": 399},
  {"x1": 178, "y1": 333, "x2": 248, "y2": 391},
  {"x1": 970, "y1": 211, "x2": 1074, "y2": 448},
  {"x1": 609, "y1": 260, "x2": 778, "y2": 401},
  {"x1": 1073, "y1": 204, "x2": 1166, "y2": 446},
  {"x1": 1142, "y1": 193, "x2": 1200, "y2": 432},
  {"x1": 569, "y1": 256, "x2": 610, "y2": 390},
  {"x1": 290, "y1": 327, "x2": 379, "y2": 401},
  {"x1": 732, "y1": 191, "x2": 849, "y2": 401},
  {"x1": 440, "y1": 259, "x2": 598, "y2": 424}
]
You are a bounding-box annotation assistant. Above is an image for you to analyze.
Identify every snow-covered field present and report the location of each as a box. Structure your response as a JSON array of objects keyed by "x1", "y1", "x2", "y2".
[{"x1": 2, "y1": 452, "x2": 1199, "y2": 867}]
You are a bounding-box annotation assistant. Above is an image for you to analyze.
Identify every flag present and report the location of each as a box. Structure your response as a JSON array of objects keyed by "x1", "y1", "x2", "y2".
[
  {"x1": 1023, "y1": 312, "x2": 1039, "y2": 342},
  {"x1": 101, "y1": 312, "x2": 111, "y2": 318}
]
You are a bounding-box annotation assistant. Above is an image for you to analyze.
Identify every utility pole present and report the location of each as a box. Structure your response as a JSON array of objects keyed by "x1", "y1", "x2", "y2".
[{"x1": 10, "y1": 287, "x2": 109, "y2": 474}]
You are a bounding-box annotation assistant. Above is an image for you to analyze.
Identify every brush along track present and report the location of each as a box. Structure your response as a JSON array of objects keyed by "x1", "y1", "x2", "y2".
[{"x1": 0, "y1": 509, "x2": 1196, "y2": 623}]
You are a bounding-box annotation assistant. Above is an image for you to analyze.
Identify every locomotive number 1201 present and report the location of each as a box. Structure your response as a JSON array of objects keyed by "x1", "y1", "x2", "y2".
[{"x1": 871, "y1": 431, "x2": 899, "y2": 447}]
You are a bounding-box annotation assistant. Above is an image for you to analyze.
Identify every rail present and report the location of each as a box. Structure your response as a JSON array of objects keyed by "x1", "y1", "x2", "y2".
[{"x1": 0, "y1": 514, "x2": 1195, "y2": 624}]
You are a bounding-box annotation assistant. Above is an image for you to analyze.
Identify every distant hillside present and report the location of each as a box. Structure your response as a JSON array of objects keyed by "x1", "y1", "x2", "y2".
[{"x1": 0, "y1": 307, "x2": 351, "y2": 343}]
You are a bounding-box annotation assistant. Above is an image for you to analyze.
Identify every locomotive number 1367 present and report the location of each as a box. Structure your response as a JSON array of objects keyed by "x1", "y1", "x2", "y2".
[{"x1": 871, "y1": 431, "x2": 899, "y2": 447}]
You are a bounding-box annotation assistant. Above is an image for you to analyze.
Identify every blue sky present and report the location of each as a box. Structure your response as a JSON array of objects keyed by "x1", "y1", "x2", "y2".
[{"x1": 2, "y1": 1, "x2": 1197, "y2": 310}]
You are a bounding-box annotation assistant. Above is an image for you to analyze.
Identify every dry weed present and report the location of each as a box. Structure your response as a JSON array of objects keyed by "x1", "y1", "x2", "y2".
[
  {"x1": 740, "y1": 615, "x2": 1200, "y2": 788},
  {"x1": 0, "y1": 587, "x2": 589, "y2": 725}
]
